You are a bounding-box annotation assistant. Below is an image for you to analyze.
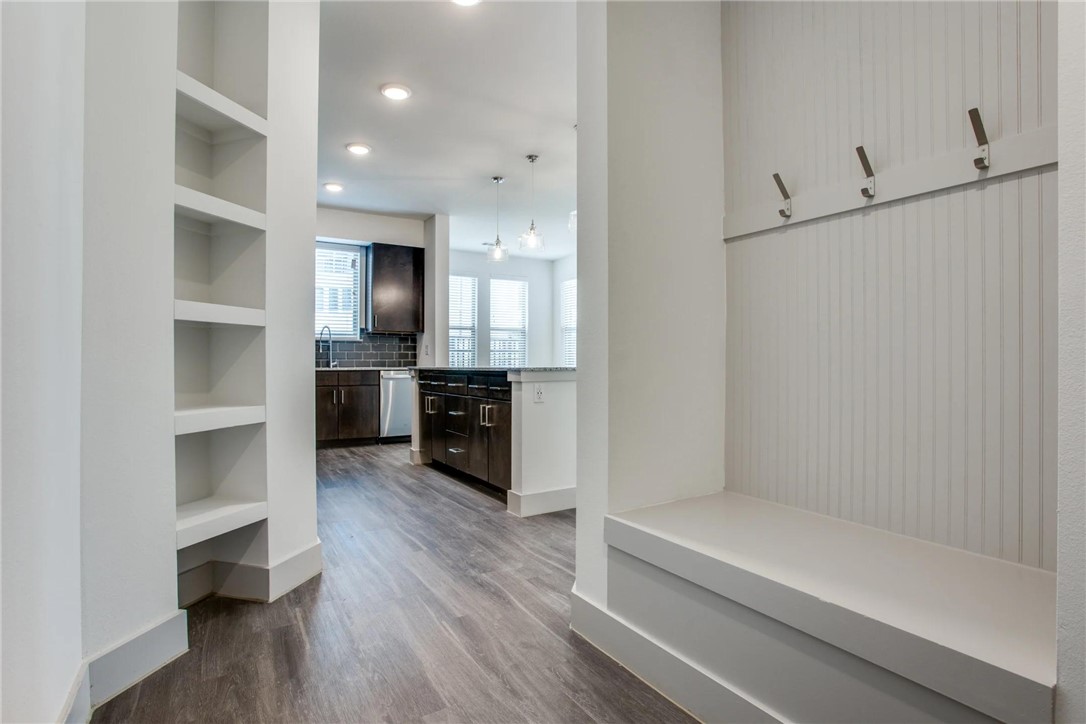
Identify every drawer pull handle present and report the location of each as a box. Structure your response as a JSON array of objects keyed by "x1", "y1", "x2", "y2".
[
  {"x1": 431, "y1": 381, "x2": 446, "y2": 386},
  {"x1": 490, "y1": 387, "x2": 509, "y2": 392},
  {"x1": 448, "y1": 447, "x2": 465, "y2": 454},
  {"x1": 448, "y1": 411, "x2": 465, "y2": 416},
  {"x1": 468, "y1": 384, "x2": 487, "y2": 389}
]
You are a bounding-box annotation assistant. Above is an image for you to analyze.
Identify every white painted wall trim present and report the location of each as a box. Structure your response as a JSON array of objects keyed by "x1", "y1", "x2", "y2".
[
  {"x1": 177, "y1": 539, "x2": 322, "y2": 605},
  {"x1": 723, "y1": 125, "x2": 1056, "y2": 241},
  {"x1": 268, "y1": 539, "x2": 322, "y2": 601},
  {"x1": 507, "y1": 486, "x2": 575, "y2": 518},
  {"x1": 569, "y1": 590, "x2": 778, "y2": 723},
  {"x1": 60, "y1": 665, "x2": 90, "y2": 724},
  {"x1": 86, "y1": 610, "x2": 188, "y2": 708}
]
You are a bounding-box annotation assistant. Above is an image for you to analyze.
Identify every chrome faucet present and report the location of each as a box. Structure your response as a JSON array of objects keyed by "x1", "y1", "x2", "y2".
[{"x1": 319, "y1": 325, "x2": 337, "y2": 368}]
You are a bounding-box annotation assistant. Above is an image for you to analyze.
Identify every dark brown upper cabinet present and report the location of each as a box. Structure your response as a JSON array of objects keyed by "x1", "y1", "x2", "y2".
[{"x1": 368, "y1": 243, "x2": 424, "y2": 333}]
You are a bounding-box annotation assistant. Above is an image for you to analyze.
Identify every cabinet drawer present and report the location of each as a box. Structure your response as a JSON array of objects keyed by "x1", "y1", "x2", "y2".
[
  {"x1": 424, "y1": 373, "x2": 448, "y2": 392},
  {"x1": 444, "y1": 436, "x2": 470, "y2": 472},
  {"x1": 444, "y1": 394, "x2": 470, "y2": 436},
  {"x1": 339, "y1": 370, "x2": 379, "y2": 386},
  {"x1": 443, "y1": 374, "x2": 468, "y2": 395},
  {"x1": 316, "y1": 370, "x2": 338, "y2": 387},
  {"x1": 487, "y1": 379, "x2": 512, "y2": 401},
  {"x1": 467, "y1": 376, "x2": 491, "y2": 398}
]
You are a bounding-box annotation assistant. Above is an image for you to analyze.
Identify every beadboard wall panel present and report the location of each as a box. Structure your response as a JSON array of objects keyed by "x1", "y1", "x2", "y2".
[{"x1": 722, "y1": 1, "x2": 1057, "y2": 570}]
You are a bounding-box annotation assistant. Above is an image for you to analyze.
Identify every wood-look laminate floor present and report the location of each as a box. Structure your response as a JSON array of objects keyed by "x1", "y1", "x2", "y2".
[{"x1": 92, "y1": 444, "x2": 694, "y2": 724}]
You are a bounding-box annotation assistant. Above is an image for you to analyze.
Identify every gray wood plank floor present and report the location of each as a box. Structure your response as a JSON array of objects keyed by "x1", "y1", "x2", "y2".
[{"x1": 92, "y1": 444, "x2": 694, "y2": 723}]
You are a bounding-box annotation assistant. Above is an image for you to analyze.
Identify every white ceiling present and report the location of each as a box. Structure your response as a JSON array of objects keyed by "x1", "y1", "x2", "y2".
[{"x1": 318, "y1": 1, "x2": 577, "y2": 260}]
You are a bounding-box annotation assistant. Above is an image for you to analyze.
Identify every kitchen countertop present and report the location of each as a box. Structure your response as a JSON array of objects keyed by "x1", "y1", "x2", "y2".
[
  {"x1": 315, "y1": 366, "x2": 410, "y2": 372},
  {"x1": 410, "y1": 366, "x2": 576, "y2": 373}
]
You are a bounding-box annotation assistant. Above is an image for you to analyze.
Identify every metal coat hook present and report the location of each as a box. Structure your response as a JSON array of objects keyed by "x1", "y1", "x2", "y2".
[
  {"x1": 772, "y1": 173, "x2": 792, "y2": 218},
  {"x1": 855, "y1": 146, "x2": 876, "y2": 199},
  {"x1": 968, "y1": 108, "x2": 990, "y2": 169}
]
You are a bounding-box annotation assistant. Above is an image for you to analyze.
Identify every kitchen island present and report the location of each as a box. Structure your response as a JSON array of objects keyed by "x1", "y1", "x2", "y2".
[{"x1": 410, "y1": 367, "x2": 576, "y2": 517}]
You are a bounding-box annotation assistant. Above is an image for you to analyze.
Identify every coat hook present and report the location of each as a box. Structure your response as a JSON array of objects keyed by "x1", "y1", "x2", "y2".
[
  {"x1": 968, "y1": 108, "x2": 990, "y2": 169},
  {"x1": 855, "y1": 146, "x2": 876, "y2": 199},
  {"x1": 772, "y1": 173, "x2": 792, "y2": 218}
]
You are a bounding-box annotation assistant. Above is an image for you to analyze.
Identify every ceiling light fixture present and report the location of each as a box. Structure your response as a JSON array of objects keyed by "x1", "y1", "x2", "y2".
[
  {"x1": 323, "y1": 182, "x2": 344, "y2": 193},
  {"x1": 483, "y1": 176, "x2": 508, "y2": 263},
  {"x1": 518, "y1": 154, "x2": 545, "y2": 252},
  {"x1": 451, "y1": 0, "x2": 480, "y2": 6},
  {"x1": 379, "y1": 83, "x2": 412, "y2": 101},
  {"x1": 346, "y1": 143, "x2": 371, "y2": 156}
]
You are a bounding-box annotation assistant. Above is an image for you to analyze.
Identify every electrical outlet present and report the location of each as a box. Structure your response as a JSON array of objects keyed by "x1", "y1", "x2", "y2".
[{"x1": 534, "y1": 383, "x2": 545, "y2": 403}]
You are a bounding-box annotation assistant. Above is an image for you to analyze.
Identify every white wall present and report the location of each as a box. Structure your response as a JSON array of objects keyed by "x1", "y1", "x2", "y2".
[
  {"x1": 552, "y1": 254, "x2": 576, "y2": 364},
  {"x1": 1056, "y1": 2, "x2": 1086, "y2": 720},
  {"x1": 449, "y1": 250, "x2": 555, "y2": 367},
  {"x1": 573, "y1": 0, "x2": 726, "y2": 607},
  {"x1": 721, "y1": 0, "x2": 1059, "y2": 570},
  {"x1": 80, "y1": 0, "x2": 181, "y2": 671},
  {"x1": 422, "y1": 214, "x2": 450, "y2": 367},
  {"x1": 316, "y1": 206, "x2": 424, "y2": 247},
  {"x1": 1, "y1": 3, "x2": 87, "y2": 720},
  {"x1": 264, "y1": 0, "x2": 322, "y2": 598}
]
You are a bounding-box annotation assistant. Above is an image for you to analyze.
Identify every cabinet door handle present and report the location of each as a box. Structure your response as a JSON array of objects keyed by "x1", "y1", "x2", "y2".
[
  {"x1": 333, "y1": 389, "x2": 337, "y2": 405},
  {"x1": 480, "y1": 405, "x2": 487, "y2": 427},
  {"x1": 424, "y1": 396, "x2": 431, "y2": 413}
]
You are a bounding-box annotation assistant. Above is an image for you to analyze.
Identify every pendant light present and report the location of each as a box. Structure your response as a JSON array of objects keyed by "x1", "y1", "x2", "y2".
[
  {"x1": 518, "y1": 155, "x2": 545, "y2": 252},
  {"x1": 483, "y1": 176, "x2": 508, "y2": 262}
]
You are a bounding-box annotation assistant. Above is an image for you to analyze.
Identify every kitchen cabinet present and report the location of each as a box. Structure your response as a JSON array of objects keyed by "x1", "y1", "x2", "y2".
[
  {"x1": 316, "y1": 370, "x2": 379, "y2": 442},
  {"x1": 369, "y1": 243, "x2": 424, "y2": 333},
  {"x1": 484, "y1": 401, "x2": 512, "y2": 491},
  {"x1": 417, "y1": 371, "x2": 511, "y2": 491}
]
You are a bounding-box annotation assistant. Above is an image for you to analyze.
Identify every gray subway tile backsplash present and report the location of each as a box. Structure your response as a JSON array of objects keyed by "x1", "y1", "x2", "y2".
[{"x1": 315, "y1": 333, "x2": 417, "y2": 368}]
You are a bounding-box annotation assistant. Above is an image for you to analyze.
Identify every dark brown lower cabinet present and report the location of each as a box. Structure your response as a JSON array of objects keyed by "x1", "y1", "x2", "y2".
[
  {"x1": 418, "y1": 372, "x2": 512, "y2": 492},
  {"x1": 485, "y1": 401, "x2": 512, "y2": 491},
  {"x1": 316, "y1": 371, "x2": 380, "y2": 442},
  {"x1": 316, "y1": 386, "x2": 338, "y2": 441},
  {"x1": 339, "y1": 385, "x2": 379, "y2": 439}
]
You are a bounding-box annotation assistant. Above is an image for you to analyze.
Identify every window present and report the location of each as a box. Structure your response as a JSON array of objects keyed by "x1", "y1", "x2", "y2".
[
  {"x1": 448, "y1": 275, "x2": 478, "y2": 367},
  {"x1": 490, "y1": 278, "x2": 528, "y2": 367},
  {"x1": 315, "y1": 242, "x2": 364, "y2": 338},
  {"x1": 560, "y1": 278, "x2": 577, "y2": 366}
]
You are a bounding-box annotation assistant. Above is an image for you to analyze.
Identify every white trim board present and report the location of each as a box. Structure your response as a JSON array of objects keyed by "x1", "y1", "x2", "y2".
[
  {"x1": 86, "y1": 610, "x2": 188, "y2": 707},
  {"x1": 176, "y1": 539, "x2": 322, "y2": 606},
  {"x1": 60, "y1": 664, "x2": 91, "y2": 724},
  {"x1": 570, "y1": 590, "x2": 776, "y2": 723},
  {"x1": 722, "y1": 125, "x2": 1056, "y2": 241},
  {"x1": 507, "y1": 486, "x2": 576, "y2": 517}
]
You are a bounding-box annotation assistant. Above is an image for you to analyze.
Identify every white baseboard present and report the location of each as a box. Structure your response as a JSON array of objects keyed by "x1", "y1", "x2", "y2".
[
  {"x1": 569, "y1": 590, "x2": 778, "y2": 723},
  {"x1": 508, "y1": 486, "x2": 576, "y2": 517},
  {"x1": 60, "y1": 663, "x2": 91, "y2": 724},
  {"x1": 268, "y1": 539, "x2": 323, "y2": 601},
  {"x1": 86, "y1": 610, "x2": 188, "y2": 707},
  {"x1": 176, "y1": 540, "x2": 323, "y2": 605}
]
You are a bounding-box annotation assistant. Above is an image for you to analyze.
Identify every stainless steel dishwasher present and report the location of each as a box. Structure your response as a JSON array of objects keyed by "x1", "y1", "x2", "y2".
[{"x1": 379, "y1": 370, "x2": 413, "y2": 439}]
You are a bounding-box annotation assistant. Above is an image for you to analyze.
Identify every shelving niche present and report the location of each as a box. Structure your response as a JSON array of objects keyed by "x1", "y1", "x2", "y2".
[{"x1": 173, "y1": 0, "x2": 271, "y2": 566}]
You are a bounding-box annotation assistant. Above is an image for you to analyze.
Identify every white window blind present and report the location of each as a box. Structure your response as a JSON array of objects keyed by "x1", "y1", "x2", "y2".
[
  {"x1": 315, "y1": 242, "x2": 363, "y2": 338},
  {"x1": 490, "y1": 278, "x2": 528, "y2": 367},
  {"x1": 449, "y1": 275, "x2": 478, "y2": 367},
  {"x1": 560, "y1": 278, "x2": 577, "y2": 367}
]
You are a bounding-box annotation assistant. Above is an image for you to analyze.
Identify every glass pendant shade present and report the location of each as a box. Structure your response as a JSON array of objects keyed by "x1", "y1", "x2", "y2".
[
  {"x1": 518, "y1": 221, "x2": 545, "y2": 251},
  {"x1": 487, "y1": 239, "x2": 508, "y2": 262},
  {"x1": 484, "y1": 176, "x2": 508, "y2": 262}
]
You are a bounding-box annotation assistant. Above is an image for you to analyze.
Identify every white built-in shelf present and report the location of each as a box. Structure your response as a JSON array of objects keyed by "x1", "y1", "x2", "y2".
[
  {"x1": 175, "y1": 185, "x2": 266, "y2": 232},
  {"x1": 176, "y1": 70, "x2": 268, "y2": 140},
  {"x1": 175, "y1": 405, "x2": 266, "y2": 435},
  {"x1": 605, "y1": 492, "x2": 1056, "y2": 724},
  {"x1": 176, "y1": 495, "x2": 268, "y2": 549},
  {"x1": 174, "y1": 299, "x2": 266, "y2": 328}
]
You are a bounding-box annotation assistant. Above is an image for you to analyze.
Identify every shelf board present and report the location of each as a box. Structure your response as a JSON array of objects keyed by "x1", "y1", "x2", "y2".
[
  {"x1": 175, "y1": 185, "x2": 266, "y2": 232},
  {"x1": 174, "y1": 300, "x2": 266, "y2": 328},
  {"x1": 175, "y1": 405, "x2": 266, "y2": 435},
  {"x1": 176, "y1": 70, "x2": 268, "y2": 140},
  {"x1": 176, "y1": 496, "x2": 268, "y2": 549}
]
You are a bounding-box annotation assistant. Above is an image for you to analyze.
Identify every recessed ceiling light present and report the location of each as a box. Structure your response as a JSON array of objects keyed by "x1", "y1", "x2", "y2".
[
  {"x1": 452, "y1": 0, "x2": 480, "y2": 6},
  {"x1": 380, "y1": 83, "x2": 412, "y2": 101},
  {"x1": 324, "y1": 182, "x2": 344, "y2": 193},
  {"x1": 346, "y1": 143, "x2": 371, "y2": 156}
]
